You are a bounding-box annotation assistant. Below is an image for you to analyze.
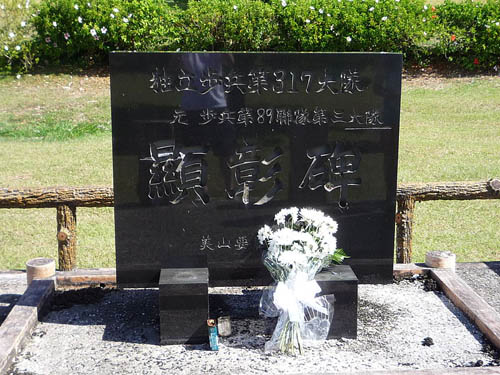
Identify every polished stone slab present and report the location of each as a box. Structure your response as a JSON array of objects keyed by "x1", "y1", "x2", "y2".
[{"x1": 110, "y1": 52, "x2": 402, "y2": 286}]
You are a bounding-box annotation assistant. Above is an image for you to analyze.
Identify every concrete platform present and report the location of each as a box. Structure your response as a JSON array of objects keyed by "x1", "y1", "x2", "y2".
[{"x1": 1, "y1": 263, "x2": 499, "y2": 374}]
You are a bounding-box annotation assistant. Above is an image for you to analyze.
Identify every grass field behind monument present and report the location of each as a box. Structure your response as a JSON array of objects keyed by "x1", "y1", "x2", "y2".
[{"x1": 0, "y1": 73, "x2": 499, "y2": 269}]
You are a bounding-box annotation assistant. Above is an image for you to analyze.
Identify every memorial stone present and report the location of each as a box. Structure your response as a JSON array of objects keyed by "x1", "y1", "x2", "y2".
[{"x1": 110, "y1": 52, "x2": 402, "y2": 287}]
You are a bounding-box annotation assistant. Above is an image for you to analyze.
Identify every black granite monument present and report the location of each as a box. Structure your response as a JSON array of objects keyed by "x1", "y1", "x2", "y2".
[{"x1": 110, "y1": 52, "x2": 402, "y2": 344}]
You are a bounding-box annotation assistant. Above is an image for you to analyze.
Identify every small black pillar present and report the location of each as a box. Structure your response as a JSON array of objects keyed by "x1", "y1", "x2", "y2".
[
  {"x1": 315, "y1": 265, "x2": 358, "y2": 339},
  {"x1": 159, "y1": 268, "x2": 209, "y2": 345}
]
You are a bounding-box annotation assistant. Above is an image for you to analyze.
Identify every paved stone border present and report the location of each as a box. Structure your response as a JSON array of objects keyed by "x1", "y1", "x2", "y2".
[
  {"x1": 0, "y1": 278, "x2": 54, "y2": 375},
  {"x1": 58, "y1": 266, "x2": 430, "y2": 287},
  {"x1": 431, "y1": 269, "x2": 500, "y2": 351},
  {"x1": 54, "y1": 266, "x2": 500, "y2": 351},
  {"x1": 2, "y1": 265, "x2": 499, "y2": 375},
  {"x1": 330, "y1": 368, "x2": 500, "y2": 374}
]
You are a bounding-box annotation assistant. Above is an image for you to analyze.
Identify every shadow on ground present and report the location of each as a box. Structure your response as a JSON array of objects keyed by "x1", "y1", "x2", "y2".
[{"x1": 41, "y1": 287, "x2": 264, "y2": 346}]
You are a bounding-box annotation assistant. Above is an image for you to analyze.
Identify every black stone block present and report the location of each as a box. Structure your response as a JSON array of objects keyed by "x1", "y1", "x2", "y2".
[
  {"x1": 111, "y1": 52, "x2": 402, "y2": 287},
  {"x1": 315, "y1": 265, "x2": 358, "y2": 339},
  {"x1": 159, "y1": 268, "x2": 209, "y2": 345}
]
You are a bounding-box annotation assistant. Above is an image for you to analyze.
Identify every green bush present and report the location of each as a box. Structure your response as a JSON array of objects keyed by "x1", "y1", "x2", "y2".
[
  {"x1": 32, "y1": 0, "x2": 181, "y2": 65},
  {"x1": 270, "y1": 0, "x2": 434, "y2": 61},
  {"x1": 181, "y1": 0, "x2": 277, "y2": 51},
  {"x1": 1, "y1": 0, "x2": 499, "y2": 71},
  {"x1": 0, "y1": 0, "x2": 38, "y2": 72},
  {"x1": 434, "y1": 0, "x2": 500, "y2": 70}
]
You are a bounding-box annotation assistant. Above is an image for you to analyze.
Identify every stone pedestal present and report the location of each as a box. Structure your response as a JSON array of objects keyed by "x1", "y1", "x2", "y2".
[
  {"x1": 159, "y1": 268, "x2": 209, "y2": 345},
  {"x1": 315, "y1": 265, "x2": 358, "y2": 339}
]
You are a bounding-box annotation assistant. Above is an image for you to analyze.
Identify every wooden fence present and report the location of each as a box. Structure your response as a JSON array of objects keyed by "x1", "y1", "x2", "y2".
[{"x1": 1, "y1": 179, "x2": 499, "y2": 271}]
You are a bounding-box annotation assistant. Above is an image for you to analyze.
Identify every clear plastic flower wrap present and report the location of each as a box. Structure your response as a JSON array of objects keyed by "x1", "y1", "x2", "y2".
[{"x1": 257, "y1": 207, "x2": 347, "y2": 355}]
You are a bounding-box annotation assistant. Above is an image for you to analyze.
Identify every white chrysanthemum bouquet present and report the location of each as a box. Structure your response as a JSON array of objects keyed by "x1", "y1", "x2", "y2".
[{"x1": 258, "y1": 207, "x2": 347, "y2": 355}]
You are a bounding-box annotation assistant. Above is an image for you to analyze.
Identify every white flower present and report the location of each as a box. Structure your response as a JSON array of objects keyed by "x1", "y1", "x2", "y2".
[
  {"x1": 0, "y1": 4, "x2": 4, "y2": 10},
  {"x1": 423, "y1": 5, "x2": 428, "y2": 10},
  {"x1": 346, "y1": 36, "x2": 352, "y2": 42},
  {"x1": 423, "y1": 31, "x2": 427, "y2": 36},
  {"x1": 25, "y1": 0, "x2": 29, "y2": 7},
  {"x1": 320, "y1": 235, "x2": 337, "y2": 253},
  {"x1": 279, "y1": 227, "x2": 301, "y2": 246},
  {"x1": 327, "y1": 13, "x2": 331, "y2": 17},
  {"x1": 275, "y1": 207, "x2": 299, "y2": 225},
  {"x1": 305, "y1": 19, "x2": 310, "y2": 23},
  {"x1": 8, "y1": 32, "x2": 15, "y2": 38},
  {"x1": 128, "y1": 13, "x2": 132, "y2": 18},
  {"x1": 113, "y1": 7, "x2": 119, "y2": 12},
  {"x1": 101, "y1": 26, "x2": 107, "y2": 34},
  {"x1": 78, "y1": 16, "x2": 82, "y2": 23},
  {"x1": 90, "y1": 28, "x2": 97, "y2": 36},
  {"x1": 423, "y1": 18, "x2": 426, "y2": 22},
  {"x1": 4, "y1": 45, "x2": 8, "y2": 51},
  {"x1": 309, "y1": 6, "x2": 315, "y2": 10},
  {"x1": 52, "y1": 21, "x2": 57, "y2": 27},
  {"x1": 74, "y1": 4, "x2": 78, "y2": 10},
  {"x1": 110, "y1": 13, "x2": 115, "y2": 19},
  {"x1": 233, "y1": 5, "x2": 237, "y2": 10},
  {"x1": 375, "y1": 0, "x2": 379, "y2": 2},
  {"x1": 369, "y1": 6, "x2": 374, "y2": 11},
  {"x1": 15, "y1": 45, "x2": 21, "y2": 50},
  {"x1": 299, "y1": 208, "x2": 327, "y2": 228},
  {"x1": 16, "y1": 74, "x2": 21, "y2": 79},
  {"x1": 319, "y1": 8, "x2": 323, "y2": 14},
  {"x1": 496, "y1": 22, "x2": 499, "y2": 26},
  {"x1": 17, "y1": 4, "x2": 21, "y2": 9},
  {"x1": 87, "y1": 2, "x2": 91, "y2": 7},
  {"x1": 381, "y1": 16, "x2": 388, "y2": 21},
  {"x1": 258, "y1": 225, "x2": 273, "y2": 244},
  {"x1": 21, "y1": 21, "x2": 26, "y2": 27},
  {"x1": 122, "y1": 17, "x2": 128, "y2": 23},
  {"x1": 330, "y1": 25, "x2": 334, "y2": 31},
  {"x1": 281, "y1": 0, "x2": 287, "y2": 6},
  {"x1": 395, "y1": 0, "x2": 400, "y2": 2}
]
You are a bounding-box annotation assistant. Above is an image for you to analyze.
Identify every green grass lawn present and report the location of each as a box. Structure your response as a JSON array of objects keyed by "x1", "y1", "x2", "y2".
[{"x1": 0, "y1": 73, "x2": 499, "y2": 270}]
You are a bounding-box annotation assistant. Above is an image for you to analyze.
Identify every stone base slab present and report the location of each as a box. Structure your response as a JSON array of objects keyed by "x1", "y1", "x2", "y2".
[{"x1": 0, "y1": 278, "x2": 54, "y2": 374}]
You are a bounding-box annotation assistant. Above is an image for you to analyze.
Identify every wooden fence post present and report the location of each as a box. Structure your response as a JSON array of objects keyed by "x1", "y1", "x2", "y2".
[
  {"x1": 395, "y1": 196, "x2": 415, "y2": 264},
  {"x1": 56, "y1": 205, "x2": 77, "y2": 271}
]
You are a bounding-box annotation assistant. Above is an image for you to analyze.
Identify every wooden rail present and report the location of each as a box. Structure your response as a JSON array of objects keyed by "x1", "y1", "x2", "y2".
[
  {"x1": 0, "y1": 187, "x2": 113, "y2": 271},
  {"x1": 1, "y1": 179, "x2": 499, "y2": 270},
  {"x1": 395, "y1": 178, "x2": 500, "y2": 263}
]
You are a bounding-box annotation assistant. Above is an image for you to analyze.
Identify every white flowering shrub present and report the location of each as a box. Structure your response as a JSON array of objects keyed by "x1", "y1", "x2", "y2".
[
  {"x1": 0, "y1": 0, "x2": 37, "y2": 71},
  {"x1": 270, "y1": 0, "x2": 436, "y2": 63},
  {"x1": 32, "y1": 0, "x2": 181, "y2": 66},
  {"x1": 1, "y1": 0, "x2": 499, "y2": 71}
]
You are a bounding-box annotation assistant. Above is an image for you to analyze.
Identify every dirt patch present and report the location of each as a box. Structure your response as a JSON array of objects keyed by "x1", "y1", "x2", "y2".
[{"x1": 402, "y1": 64, "x2": 500, "y2": 89}]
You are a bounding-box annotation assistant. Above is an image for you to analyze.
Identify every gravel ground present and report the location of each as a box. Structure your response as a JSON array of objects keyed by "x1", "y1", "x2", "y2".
[
  {"x1": 0, "y1": 272, "x2": 26, "y2": 325},
  {"x1": 456, "y1": 262, "x2": 500, "y2": 315},
  {"x1": 7, "y1": 277, "x2": 500, "y2": 375}
]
